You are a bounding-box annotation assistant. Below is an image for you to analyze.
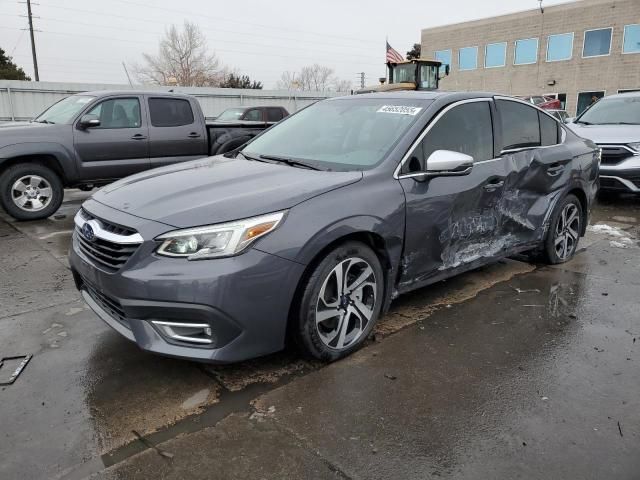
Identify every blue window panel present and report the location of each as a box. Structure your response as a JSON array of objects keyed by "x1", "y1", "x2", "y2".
[
  {"x1": 547, "y1": 33, "x2": 574, "y2": 61},
  {"x1": 435, "y1": 49, "x2": 452, "y2": 74},
  {"x1": 485, "y1": 43, "x2": 506, "y2": 68},
  {"x1": 623, "y1": 24, "x2": 640, "y2": 54},
  {"x1": 514, "y1": 38, "x2": 538, "y2": 64},
  {"x1": 459, "y1": 46, "x2": 478, "y2": 71},
  {"x1": 583, "y1": 28, "x2": 612, "y2": 57}
]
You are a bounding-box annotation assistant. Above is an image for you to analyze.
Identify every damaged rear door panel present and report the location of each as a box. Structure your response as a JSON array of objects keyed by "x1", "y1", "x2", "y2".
[{"x1": 494, "y1": 98, "x2": 576, "y2": 246}]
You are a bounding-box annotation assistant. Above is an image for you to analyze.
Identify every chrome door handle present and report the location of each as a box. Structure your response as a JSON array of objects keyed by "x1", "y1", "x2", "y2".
[
  {"x1": 484, "y1": 181, "x2": 504, "y2": 191},
  {"x1": 130, "y1": 134, "x2": 147, "y2": 140},
  {"x1": 547, "y1": 165, "x2": 565, "y2": 177},
  {"x1": 188, "y1": 132, "x2": 201, "y2": 138}
]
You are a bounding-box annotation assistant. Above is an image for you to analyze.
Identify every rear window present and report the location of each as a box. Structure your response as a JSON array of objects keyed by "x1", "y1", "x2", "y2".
[
  {"x1": 496, "y1": 99, "x2": 540, "y2": 151},
  {"x1": 149, "y1": 98, "x2": 194, "y2": 127},
  {"x1": 539, "y1": 112, "x2": 559, "y2": 146}
]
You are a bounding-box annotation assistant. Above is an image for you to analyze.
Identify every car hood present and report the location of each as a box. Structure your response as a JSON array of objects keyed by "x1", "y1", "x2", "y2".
[
  {"x1": 567, "y1": 123, "x2": 640, "y2": 144},
  {"x1": 92, "y1": 156, "x2": 363, "y2": 228}
]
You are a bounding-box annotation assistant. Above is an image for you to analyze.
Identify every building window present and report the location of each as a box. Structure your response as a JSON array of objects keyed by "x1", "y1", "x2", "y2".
[
  {"x1": 485, "y1": 42, "x2": 506, "y2": 68},
  {"x1": 435, "y1": 49, "x2": 452, "y2": 75},
  {"x1": 583, "y1": 28, "x2": 612, "y2": 57},
  {"x1": 623, "y1": 24, "x2": 640, "y2": 54},
  {"x1": 577, "y1": 91, "x2": 605, "y2": 116},
  {"x1": 514, "y1": 38, "x2": 538, "y2": 65},
  {"x1": 458, "y1": 47, "x2": 478, "y2": 71},
  {"x1": 546, "y1": 33, "x2": 574, "y2": 61}
]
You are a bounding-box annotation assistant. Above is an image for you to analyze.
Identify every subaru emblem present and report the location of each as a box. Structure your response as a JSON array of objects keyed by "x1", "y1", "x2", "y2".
[{"x1": 82, "y1": 222, "x2": 96, "y2": 242}]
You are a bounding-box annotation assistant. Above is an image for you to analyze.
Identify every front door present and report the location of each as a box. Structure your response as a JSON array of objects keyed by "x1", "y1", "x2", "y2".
[
  {"x1": 74, "y1": 96, "x2": 150, "y2": 180},
  {"x1": 398, "y1": 99, "x2": 507, "y2": 291}
]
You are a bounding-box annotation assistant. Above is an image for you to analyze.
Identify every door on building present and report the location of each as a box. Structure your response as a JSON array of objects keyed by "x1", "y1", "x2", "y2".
[{"x1": 577, "y1": 91, "x2": 605, "y2": 116}]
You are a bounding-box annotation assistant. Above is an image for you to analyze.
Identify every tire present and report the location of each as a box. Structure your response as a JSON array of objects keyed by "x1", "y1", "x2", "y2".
[
  {"x1": 0, "y1": 163, "x2": 64, "y2": 221},
  {"x1": 541, "y1": 194, "x2": 583, "y2": 264},
  {"x1": 293, "y1": 241, "x2": 384, "y2": 362}
]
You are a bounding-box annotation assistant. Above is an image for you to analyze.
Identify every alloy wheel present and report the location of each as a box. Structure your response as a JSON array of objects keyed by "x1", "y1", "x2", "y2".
[
  {"x1": 315, "y1": 257, "x2": 377, "y2": 350},
  {"x1": 11, "y1": 175, "x2": 53, "y2": 212},
  {"x1": 554, "y1": 202, "x2": 580, "y2": 261}
]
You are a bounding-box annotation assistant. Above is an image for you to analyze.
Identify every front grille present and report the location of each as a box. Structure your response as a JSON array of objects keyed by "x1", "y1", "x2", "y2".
[
  {"x1": 79, "y1": 208, "x2": 137, "y2": 236},
  {"x1": 81, "y1": 277, "x2": 130, "y2": 329},
  {"x1": 598, "y1": 145, "x2": 634, "y2": 166},
  {"x1": 75, "y1": 230, "x2": 139, "y2": 272}
]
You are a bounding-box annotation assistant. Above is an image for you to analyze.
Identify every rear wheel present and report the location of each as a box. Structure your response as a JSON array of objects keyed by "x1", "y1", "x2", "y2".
[
  {"x1": 293, "y1": 241, "x2": 384, "y2": 362},
  {"x1": 0, "y1": 163, "x2": 64, "y2": 220},
  {"x1": 542, "y1": 194, "x2": 582, "y2": 264}
]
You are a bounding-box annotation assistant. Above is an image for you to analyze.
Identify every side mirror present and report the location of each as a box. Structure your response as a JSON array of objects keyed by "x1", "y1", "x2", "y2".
[
  {"x1": 79, "y1": 114, "x2": 100, "y2": 129},
  {"x1": 425, "y1": 150, "x2": 473, "y2": 177}
]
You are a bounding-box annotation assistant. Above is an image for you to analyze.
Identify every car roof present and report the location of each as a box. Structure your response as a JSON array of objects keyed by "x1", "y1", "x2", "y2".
[
  {"x1": 75, "y1": 90, "x2": 194, "y2": 99},
  {"x1": 329, "y1": 91, "x2": 499, "y2": 102}
]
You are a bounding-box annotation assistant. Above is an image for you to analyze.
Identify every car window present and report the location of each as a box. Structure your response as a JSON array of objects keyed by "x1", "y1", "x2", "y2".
[
  {"x1": 217, "y1": 108, "x2": 245, "y2": 121},
  {"x1": 496, "y1": 100, "x2": 540, "y2": 151},
  {"x1": 266, "y1": 108, "x2": 284, "y2": 122},
  {"x1": 403, "y1": 101, "x2": 493, "y2": 173},
  {"x1": 35, "y1": 95, "x2": 95, "y2": 124},
  {"x1": 86, "y1": 98, "x2": 141, "y2": 129},
  {"x1": 576, "y1": 96, "x2": 640, "y2": 125},
  {"x1": 148, "y1": 98, "x2": 194, "y2": 127},
  {"x1": 539, "y1": 112, "x2": 560, "y2": 146},
  {"x1": 244, "y1": 109, "x2": 263, "y2": 121}
]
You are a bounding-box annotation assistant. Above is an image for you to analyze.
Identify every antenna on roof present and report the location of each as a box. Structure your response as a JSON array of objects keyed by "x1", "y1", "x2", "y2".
[{"x1": 538, "y1": 0, "x2": 544, "y2": 13}]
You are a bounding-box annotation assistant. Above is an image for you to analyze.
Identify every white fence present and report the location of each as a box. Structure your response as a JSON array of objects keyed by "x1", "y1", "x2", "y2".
[{"x1": 0, "y1": 80, "x2": 344, "y2": 122}]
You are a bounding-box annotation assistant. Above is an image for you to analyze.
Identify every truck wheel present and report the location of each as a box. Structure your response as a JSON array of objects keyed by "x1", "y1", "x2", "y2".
[
  {"x1": 0, "y1": 163, "x2": 64, "y2": 221},
  {"x1": 293, "y1": 241, "x2": 384, "y2": 362},
  {"x1": 541, "y1": 194, "x2": 583, "y2": 264}
]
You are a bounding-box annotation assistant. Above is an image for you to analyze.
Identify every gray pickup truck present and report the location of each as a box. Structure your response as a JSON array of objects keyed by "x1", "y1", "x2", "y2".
[{"x1": 0, "y1": 90, "x2": 276, "y2": 220}]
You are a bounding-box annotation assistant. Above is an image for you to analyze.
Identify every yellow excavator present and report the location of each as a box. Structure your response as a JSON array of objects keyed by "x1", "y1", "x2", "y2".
[{"x1": 357, "y1": 58, "x2": 449, "y2": 94}]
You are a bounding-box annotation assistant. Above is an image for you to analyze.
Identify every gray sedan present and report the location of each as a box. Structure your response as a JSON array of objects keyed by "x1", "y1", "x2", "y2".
[{"x1": 70, "y1": 91, "x2": 599, "y2": 363}]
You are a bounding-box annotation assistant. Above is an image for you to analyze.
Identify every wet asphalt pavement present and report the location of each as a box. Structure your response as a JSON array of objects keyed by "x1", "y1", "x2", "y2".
[{"x1": 0, "y1": 191, "x2": 639, "y2": 479}]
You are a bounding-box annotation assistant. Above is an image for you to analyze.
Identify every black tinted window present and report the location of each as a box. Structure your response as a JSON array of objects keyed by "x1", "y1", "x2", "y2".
[
  {"x1": 539, "y1": 111, "x2": 559, "y2": 146},
  {"x1": 149, "y1": 98, "x2": 194, "y2": 127},
  {"x1": 496, "y1": 100, "x2": 540, "y2": 151},
  {"x1": 266, "y1": 108, "x2": 284, "y2": 122},
  {"x1": 87, "y1": 98, "x2": 140, "y2": 129},
  {"x1": 244, "y1": 109, "x2": 262, "y2": 121},
  {"x1": 405, "y1": 101, "x2": 493, "y2": 173}
]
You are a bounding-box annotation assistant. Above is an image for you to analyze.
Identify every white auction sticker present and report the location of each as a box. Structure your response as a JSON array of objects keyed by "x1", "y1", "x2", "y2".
[{"x1": 377, "y1": 105, "x2": 423, "y2": 115}]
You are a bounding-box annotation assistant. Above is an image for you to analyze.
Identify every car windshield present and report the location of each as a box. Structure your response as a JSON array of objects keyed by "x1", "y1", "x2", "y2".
[
  {"x1": 242, "y1": 98, "x2": 430, "y2": 170},
  {"x1": 34, "y1": 95, "x2": 95, "y2": 124},
  {"x1": 217, "y1": 108, "x2": 245, "y2": 121},
  {"x1": 577, "y1": 96, "x2": 640, "y2": 125}
]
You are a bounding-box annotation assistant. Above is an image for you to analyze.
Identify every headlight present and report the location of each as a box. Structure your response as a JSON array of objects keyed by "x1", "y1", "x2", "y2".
[
  {"x1": 627, "y1": 142, "x2": 640, "y2": 153},
  {"x1": 156, "y1": 211, "x2": 285, "y2": 260}
]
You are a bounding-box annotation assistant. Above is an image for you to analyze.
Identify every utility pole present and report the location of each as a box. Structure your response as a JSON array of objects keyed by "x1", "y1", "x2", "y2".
[
  {"x1": 357, "y1": 72, "x2": 365, "y2": 89},
  {"x1": 26, "y1": 0, "x2": 39, "y2": 81}
]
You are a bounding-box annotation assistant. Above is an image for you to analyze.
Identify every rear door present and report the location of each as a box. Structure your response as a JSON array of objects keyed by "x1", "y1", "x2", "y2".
[
  {"x1": 73, "y1": 95, "x2": 150, "y2": 180},
  {"x1": 494, "y1": 97, "x2": 572, "y2": 246},
  {"x1": 147, "y1": 96, "x2": 208, "y2": 168},
  {"x1": 242, "y1": 108, "x2": 264, "y2": 121},
  {"x1": 398, "y1": 99, "x2": 508, "y2": 288}
]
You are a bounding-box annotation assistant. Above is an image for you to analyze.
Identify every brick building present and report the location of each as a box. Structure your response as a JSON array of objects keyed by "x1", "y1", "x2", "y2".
[{"x1": 421, "y1": 0, "x2": 640, "y2": 115}]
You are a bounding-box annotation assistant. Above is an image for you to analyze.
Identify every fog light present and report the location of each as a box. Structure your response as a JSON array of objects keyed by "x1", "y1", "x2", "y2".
[{"x1": 152, "y1": 321, "x2": 214, "y2": 345}]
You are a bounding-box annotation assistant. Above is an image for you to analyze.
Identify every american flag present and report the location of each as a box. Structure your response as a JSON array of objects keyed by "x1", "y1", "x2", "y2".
[{"x1": 386, "y1": 42, "x2": 405, "y2": 63}]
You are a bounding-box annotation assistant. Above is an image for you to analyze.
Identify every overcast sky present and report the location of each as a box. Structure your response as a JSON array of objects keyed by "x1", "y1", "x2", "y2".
[{"x1": 1, "y1": 0, "x2": 574, "y2": 89}]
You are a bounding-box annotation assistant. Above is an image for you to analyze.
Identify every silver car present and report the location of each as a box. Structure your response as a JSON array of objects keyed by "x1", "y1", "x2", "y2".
[{"x1": 568, "y1": 92, "x2": 640, "y2": 194}]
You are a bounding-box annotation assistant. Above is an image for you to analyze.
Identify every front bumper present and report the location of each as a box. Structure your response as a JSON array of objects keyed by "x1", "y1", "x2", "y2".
[
  {"x1": 598, "y1": 146, "x2": 640, "y2": 193},
  {"x1": 70, "y1": 201, "x2": 306, "y2": 363}
]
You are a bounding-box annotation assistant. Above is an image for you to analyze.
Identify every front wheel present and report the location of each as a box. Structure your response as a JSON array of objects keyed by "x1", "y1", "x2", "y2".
[
  {"x1": 542, "y1": 194, "x2": 583, "y2": 264},
  {"x1": 293, "y1": 242, "x2": 384, "y2": 362},
  {"x1": 0, "y1": 163, "x2": 64, "y2": 220}
]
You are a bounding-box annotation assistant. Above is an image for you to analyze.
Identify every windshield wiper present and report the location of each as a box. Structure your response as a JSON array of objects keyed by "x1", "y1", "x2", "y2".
[
  {"x1": 598, "y1": 122, "x2": 640, "y2": 125},
  {"x1": 259, "y1": 154, "x2": 321, "y2": 170},
  {"x1": 575, "y1": 120, "x2": 592, "y2": 125},
  {"x1": 34, "y1": 119, "x2": 55, "y2": 124}
]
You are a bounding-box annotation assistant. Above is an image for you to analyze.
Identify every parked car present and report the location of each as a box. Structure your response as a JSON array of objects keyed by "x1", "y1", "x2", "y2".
[
  {"x1": 519, "y1": 95, "x2": 562, "y2": 110},
  {"x1": 567, "y1": 91, "x2": 640, "y2": 194},
  {"x1": 547, "y1": 109, "x2": 570, "y2": 123},
  {"x1": 0, "y1": 91, "x2": 277, "y2": 220},
  {"x1": 214, "y1": 106, "x2": 289, "y2": 122},
  {"x1": 70, "y1": 92, "x2": 599, "y2": 364}
]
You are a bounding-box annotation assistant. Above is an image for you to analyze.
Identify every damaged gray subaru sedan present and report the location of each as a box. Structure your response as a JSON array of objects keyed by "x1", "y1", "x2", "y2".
[{"x1": 70, "y1": 92, "x2": 599, "y2": 363}]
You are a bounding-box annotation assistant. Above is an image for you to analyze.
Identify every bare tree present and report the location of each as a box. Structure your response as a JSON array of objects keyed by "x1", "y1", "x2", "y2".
[
  {"x1": 135, "y1": 21, "x2": 223, "y2": 87},
  {"x1": 277, "y1": 64, "x2": 350, "y2": 92}
]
